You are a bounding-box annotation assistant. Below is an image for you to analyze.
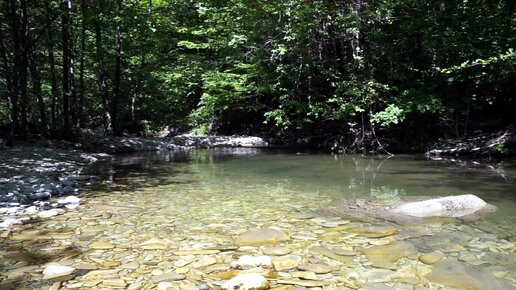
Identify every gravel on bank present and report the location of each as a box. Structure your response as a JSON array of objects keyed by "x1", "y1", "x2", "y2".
[
  {"x1": 0, "y1": 145, "x2": 111, "y2": 228},
  {"x1": 0, "y1": 134, "x2": 269, "y2": 229}
]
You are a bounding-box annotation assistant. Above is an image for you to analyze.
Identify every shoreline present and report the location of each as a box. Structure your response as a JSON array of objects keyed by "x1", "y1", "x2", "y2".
[
  {"x1": 0, "y1": 134, "x2": 269, "y2": 229},
  {"x1": 1, "y1": 132, "x2": 514, "y2": 230}
]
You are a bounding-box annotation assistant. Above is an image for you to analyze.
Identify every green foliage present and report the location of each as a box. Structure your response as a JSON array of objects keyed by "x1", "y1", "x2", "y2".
[
  {"x1": 0, "y1": 0, "x2": 514, "y2": 140},
  {"x1": 371, "y1": 104, "x2": 405, "y2": 127},
  {"x1": 494, "y1": 144, "x2": 509, "y2": 155}
]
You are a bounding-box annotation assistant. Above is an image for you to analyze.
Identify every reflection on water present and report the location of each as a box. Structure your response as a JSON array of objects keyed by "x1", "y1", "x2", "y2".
[
  {"x1": 1, "y1": 149, "x2": 516, "y2": 289},
  {"x1": 90, "y1": 149, "x2": 516, "y2": 223}
]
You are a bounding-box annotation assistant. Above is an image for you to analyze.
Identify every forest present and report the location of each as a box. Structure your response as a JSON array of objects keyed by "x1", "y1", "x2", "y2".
[{"x1": 1, "y1": 0, "x2": 515, "y2": 152}]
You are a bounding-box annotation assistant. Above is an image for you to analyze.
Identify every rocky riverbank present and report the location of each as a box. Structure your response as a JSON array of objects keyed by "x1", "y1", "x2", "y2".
[
  {"x1": 0, "y1": 134, "x2": 269, "y2": 222},
  {"x1": 426, "y1": 128, "x2": 516, "y2": 157},
  {"x1": 0, "y1": 145, "x2": 111, "y2": 225},
  {"x1": 77, "y1": 130, "x2": 269, "y2": 154}
]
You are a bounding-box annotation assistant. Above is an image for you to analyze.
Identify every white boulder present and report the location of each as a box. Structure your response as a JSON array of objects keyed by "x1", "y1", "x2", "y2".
[
  {"x1": 58, "y1": 196, "x2": 81, "y2": 209},
  {"x1": 231, "y1": 255, "x2": 272, "y2": 269},
  {"x1": 221, "y1": 273, "x2": 269, "y2": 290},
  {"x1": 392, "y1": 194, "x2": 487, "y2": 218},
  {"x1": 38, "y1": 209, "x2": 65, "y2": 218},
  {"x1": 0, "y1": 217, "x2": 23, "y2": 229},
  {"x1": 43, "y1": 264, "x2": 75, "y2": 276}
]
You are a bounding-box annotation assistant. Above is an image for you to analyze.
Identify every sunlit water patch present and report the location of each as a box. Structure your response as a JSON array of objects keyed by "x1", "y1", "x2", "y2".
[{"x1": 1, "y1": 149, "x2": 515, "y2": 289}]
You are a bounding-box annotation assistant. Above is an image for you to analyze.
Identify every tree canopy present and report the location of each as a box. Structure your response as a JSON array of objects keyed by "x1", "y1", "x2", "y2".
[{"x1": 1, "y1": 0, "x2": 515, "y2": 151}]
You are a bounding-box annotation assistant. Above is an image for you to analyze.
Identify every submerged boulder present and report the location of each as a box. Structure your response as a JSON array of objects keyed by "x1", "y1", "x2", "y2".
[
  {"x1": 426, "y1": 260, "x2": 516, "y2": 290},
  {"x1": 320, "y1": 195, "x2": 495, "y2": 224},
  {"x1": 392, "y1": 194, "x2": 487, "y2": 218}
]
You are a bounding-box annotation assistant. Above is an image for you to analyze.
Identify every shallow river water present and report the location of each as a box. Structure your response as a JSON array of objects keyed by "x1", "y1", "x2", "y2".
[{"x1": 1, "y1": 149, "x2": 516, "y2": 290}]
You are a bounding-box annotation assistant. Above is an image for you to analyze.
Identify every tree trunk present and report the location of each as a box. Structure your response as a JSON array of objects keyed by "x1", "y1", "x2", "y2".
[
  {"x1": 29, "y1": 50, "x2": 48, "y2": 132},
  {"x1": 8, "y1": 0, "x2": 20, "y2": 138},
  {"x1": 94, "y1": 8, "x2": 113, "y2": 135},
  {"x1": 61, "y1": 0, "x2": 72, "y2": 139},
  {"x1": 0, "y1": 39, "x2": 15, "y2": 144},
  {"x1": 46, "y1": 4, "x2": 59, "y2": 131},
  {"x1": 78, "y1": 0, "x2": 86, "y2": 128},
  {"x1": 112, "y1": 0, "x2": 123, "y2": 135},
  {"x1": 18, "y1": 0, "x2": 29, "y2": 139}
]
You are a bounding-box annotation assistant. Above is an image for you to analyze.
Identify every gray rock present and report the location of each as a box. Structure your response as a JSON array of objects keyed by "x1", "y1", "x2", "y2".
[
  {"x1": 321, "y1": 195, "x2": 496, "y2": 224},
  {"x1": 392, "y1": 194, "x2": 487, "y2": 218}
]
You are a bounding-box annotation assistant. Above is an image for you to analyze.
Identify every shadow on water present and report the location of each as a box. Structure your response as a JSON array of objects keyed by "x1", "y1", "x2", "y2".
[{"x1": 81, "y1": 148, "x2": 516, "y2": 234}]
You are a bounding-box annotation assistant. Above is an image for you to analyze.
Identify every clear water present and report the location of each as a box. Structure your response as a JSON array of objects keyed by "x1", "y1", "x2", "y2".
[
  {"x1": 2, "y1": 148, "x2": 516, "y2": 289},
  {"x1": 91, "y1": 149, "x2": 516, "y2": 227}
]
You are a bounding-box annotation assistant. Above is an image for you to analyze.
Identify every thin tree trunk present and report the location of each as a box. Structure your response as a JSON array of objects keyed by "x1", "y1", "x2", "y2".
[
  {"x1": 45, "y1": 5, "x2": 59, "y2": 131},
  {"x1": 47, "y1": 37, "x2": 59, "y2": 131},
  {"x1": 78, "y1": 0, "x2": 86, "y2": 128},
  {"x1": 29, "y1": 50, "x2": 48, "y2": 132},
  {"x1": 8, "y1": 0, "x2": 20, "y2": 138},
  {"x1": 61, "y1": 0, "x2": 72, "y2": 139},
  {"x1": 18, "y1": 0, "x2": 29, "y2": 139},
  {"x1": 94, "y1": 9, "x2": 113, "y2": 134},
  {"x1": 112, "y1": 0, "x2": 123, "y2": 135},
  {"x1": 0, "y1": 40, "x2": 14, "y2": 144}
]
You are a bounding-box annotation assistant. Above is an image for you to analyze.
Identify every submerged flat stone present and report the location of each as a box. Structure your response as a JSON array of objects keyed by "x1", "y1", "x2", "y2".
[
  {"x1": 173, "y1": 249, "x2": 220, "y2": 255},
  {"x1": 297, "y1": 264, "x2": 332, "y2": 274},
  {"x1": 419, "y1": 252, "x2": 444, "y2": 264},
  {"x1": 311, "y1": 246, "x2": 353, "y2": 263},
  {"x1": 272, "y1": 255, "x2": 302, "y2": 271},
  {"x1": 426, "y1": 260, "x2": 515, "y2": 290},
  {"x1": 263, "y1": 246, "x2": 292, "y2": 256},
  {"x1": 89, "y1": 241, "x2": 115, "y2": 249},
  {"x1": 277, "y1": 279, "x2": 332, "y2": 287},
  {"x1": 192, "y1": 256, "x2": 217, "y2": 268},
  {"x1": 361, "y1": 241, "x2": 417, "y2": 263},
  {"x1": 352, "y1": 226, "x2": 398, "y2": 238},
  {"x1": 151, "y1": 272, "x2": 186, "y2": 283},
  {"x1": 235, "y1": 229, "x2": 289, "y2": 246}
]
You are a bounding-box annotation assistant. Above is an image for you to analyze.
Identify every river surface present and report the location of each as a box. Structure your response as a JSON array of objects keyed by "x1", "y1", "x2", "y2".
[{"x1": 1, "y1": 149, "x2": 516, "y2": 289}]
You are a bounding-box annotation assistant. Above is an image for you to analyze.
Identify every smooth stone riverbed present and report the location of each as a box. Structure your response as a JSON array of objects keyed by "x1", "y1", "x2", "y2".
[{"x1": 1, "y1": 150, "x2": 515, "y2": 289}]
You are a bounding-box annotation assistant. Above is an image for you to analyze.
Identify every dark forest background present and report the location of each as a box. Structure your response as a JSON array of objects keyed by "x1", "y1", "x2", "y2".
[{"x1": 1, "y1": 0, "x2": 515, "y2": 152}]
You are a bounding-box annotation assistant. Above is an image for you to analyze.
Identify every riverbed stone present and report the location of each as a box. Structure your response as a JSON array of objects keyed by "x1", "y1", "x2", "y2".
[
  {"x1": 272, "y1": 255, "x2": 302, "y2": 271},
  {"x1": 426, "y1": 260, "x2": 515, "y2": 290},
  {"x1": 89, "y1": 241, "x2": 116, "y2": 249},
  {"x1": 361, "y1": 241, "x2": 417, "y2": 263},
  {"x1": 310, "y1": 246, "x2": 353, "y2": 263},
  {"x1": 221, "y1": 273, "x2": 269, "y2": 290},
  {"x1": 297, "y1": 264, "x2": 332, "y2": 274},
  {"x1": 173, "y1": 250, "x2": 220, "y2": 255},
  {"x1": 353, "y1": 226, "x2": 398, "y2": 238},
  {"x1": 263, "y1": 247, "x2": 292, "y2": 256},
  {"x1": 42, "y1": 265, "x2": 75, "y2": 277},
  {"x1": 418, "y1": 252, "x2": 444, "y2": 265},
  {"x1": 38, "y1": 209, "x2": 64, "y2": 218},
  {"x1": 235, "y1": 229, "x2": 289, "y2": 246},
  {"x1": 151, "y1": 272, "x2": 186, "y2": 283},
  {"x1": 291, "y1": 271, "x2": 318, "y2": 280},
  {"x1": 192, "y1": 256, "x2": 217, "y2": 268},
  {"x1": 232, "y1": 255, "x2": 273, "y2": 269},
  {"x1": 277, "y1": 279, "x2": 332, "y2": 287}
]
